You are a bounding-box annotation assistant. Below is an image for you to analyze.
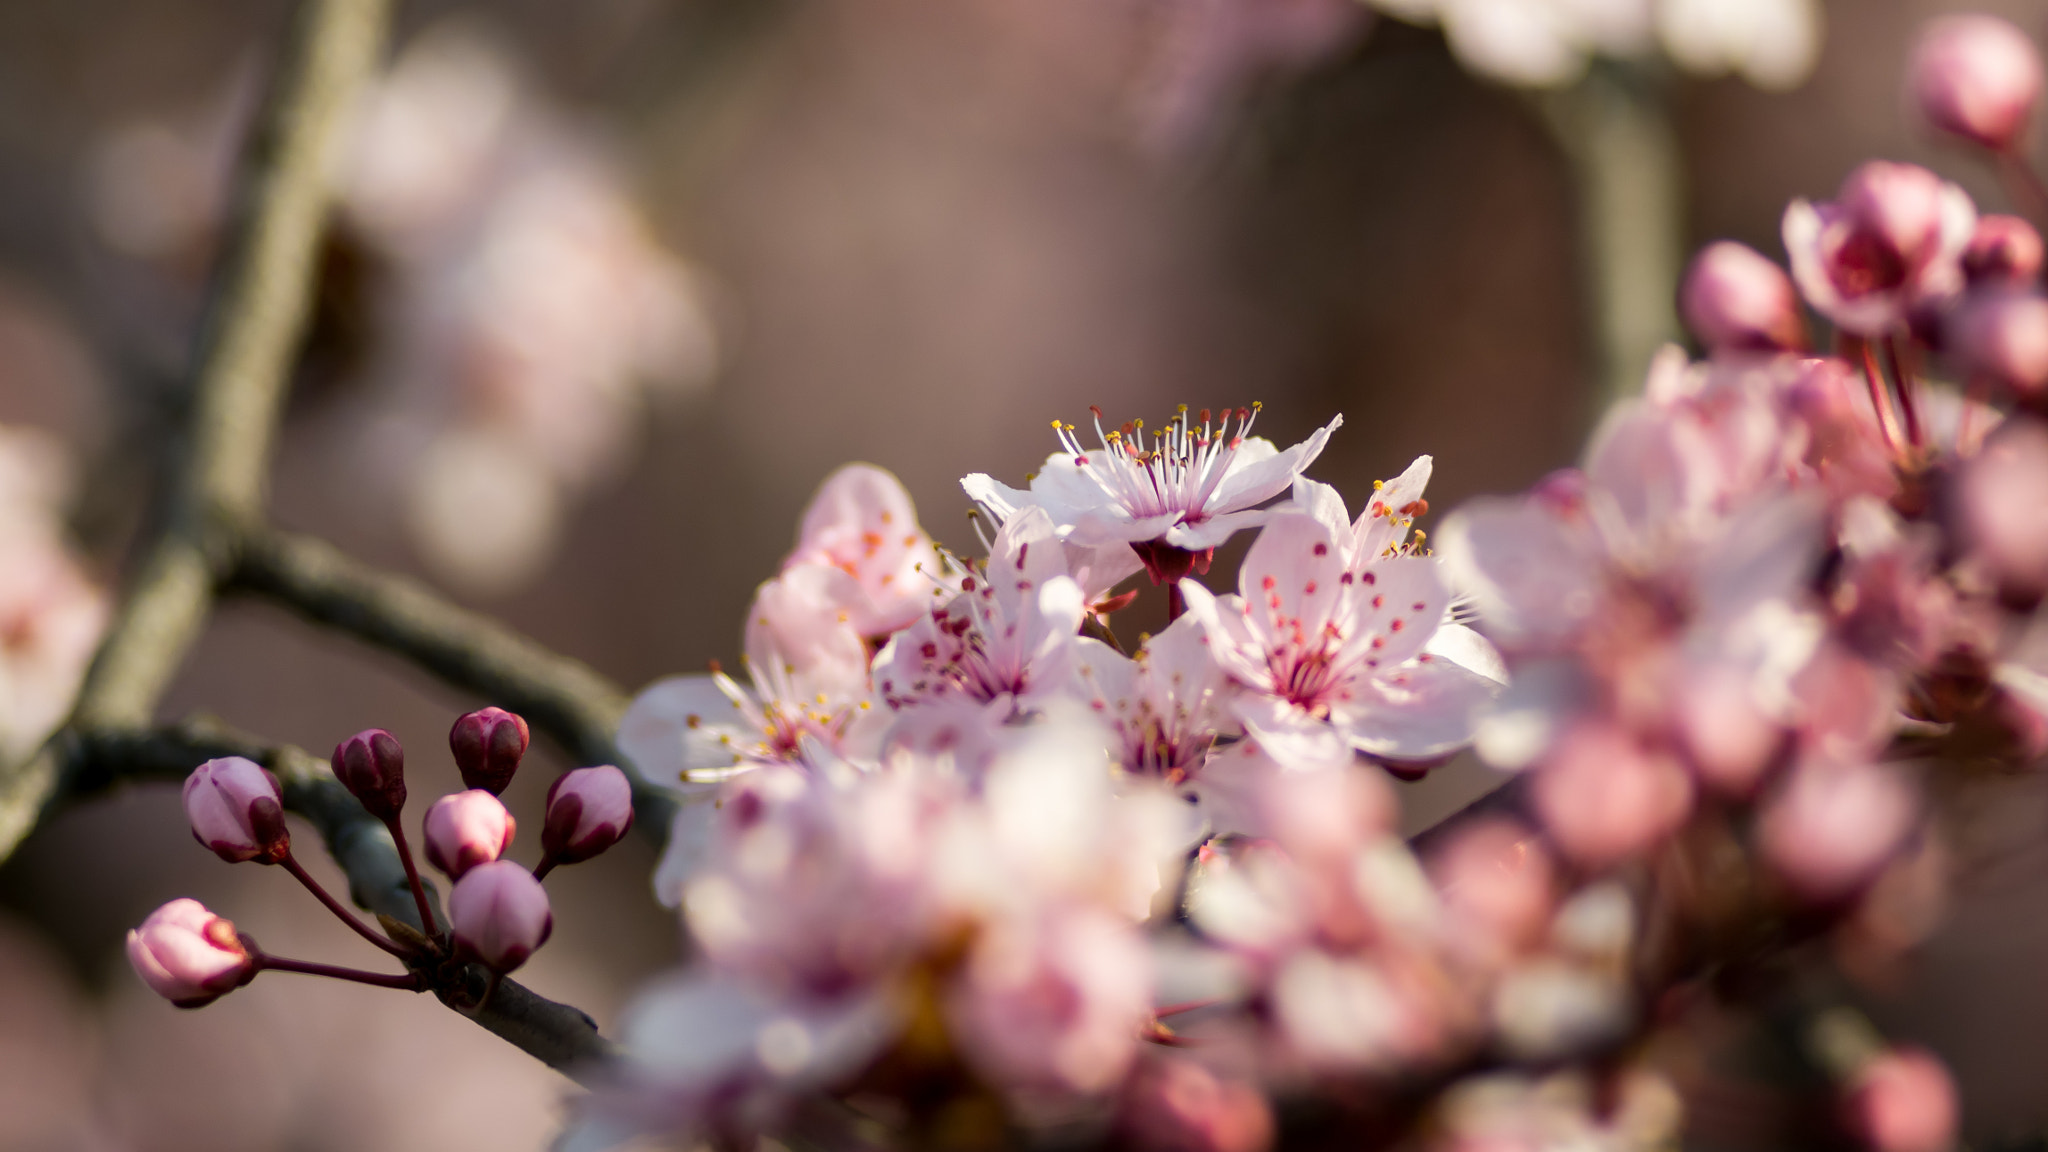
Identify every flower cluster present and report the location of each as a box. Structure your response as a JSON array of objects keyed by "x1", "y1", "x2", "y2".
[
  {"x1": 127, "y1": 710, "x2": 633, "y2": 1011},
  {"x1": 565, "y1": 14, "x2": 2048, "y2": 1149},
  {"x1": 128, "y1": 12, "x2": 2048, "y2": 1151}
]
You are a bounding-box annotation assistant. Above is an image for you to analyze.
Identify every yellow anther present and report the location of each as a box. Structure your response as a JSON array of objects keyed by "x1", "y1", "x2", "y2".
[{"x1": 1373, "y1": 479, "x2": 1386, "y2": 490}]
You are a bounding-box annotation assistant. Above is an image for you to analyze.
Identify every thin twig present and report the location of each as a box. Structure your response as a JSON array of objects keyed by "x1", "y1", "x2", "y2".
[
  {"x1": 228, "y1": 525, "x2": 631, "y2": 769},
  {"x1": 0, "y1": 0, "x2": 625, "y2": 1084},
  {"x1": 227, "y1": 523, "x2": 677, "y2": 828}
]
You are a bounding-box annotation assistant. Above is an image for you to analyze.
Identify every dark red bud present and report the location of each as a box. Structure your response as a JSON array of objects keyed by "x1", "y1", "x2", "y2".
[
  {"x1": 449, "y1": 707, "x2": 530, "y2": 794},
  {"x1": 332, "y1": 728, "x2": 407, "y2": 821}
]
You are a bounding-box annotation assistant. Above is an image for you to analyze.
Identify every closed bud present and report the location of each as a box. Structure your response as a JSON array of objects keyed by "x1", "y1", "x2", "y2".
[
  {"x1": 448, "y1": 860, "x2": 552, "y2": 972},
  {"x1": 424, "y1": 790, "x2": 516, "y2": 880},
  {"x1": 1948, "y1": 289, "x2": 2048, "y2": 397},
  {"x1": 1846, "y1": 1048, "x2": 1959, "y2": 1152},
  {"x1": 183, "y1": 756, "x2": 289, "y2": 864},
  {"x1": 541, "y1": 765, "x2": 635, "y2": 865},
  {"x1": 1910, "y1": 15, "x2": 2042, "y2": 153},
  {"x1": 1959, "y1": 418, "x2": 2048, "y2": 597},
  {"x1": 1680, "y1": 241, "x2": 1808, "y2": 354},
  {"x1": 449, "y1": 706, "x2": 529, "y2": 794},
  {"x1": 1963, "y1": 214, "x2": 2044, "y2": 285},
  {"x1": 1758, "y1": 762, "x2": 1915, "y2": 903},
  {"x1": 125, "y1": 899, "x2": 257, "y2": 1008},
  {"x1": 332, "y1": 728, "x2": 407, "y2": 820}
]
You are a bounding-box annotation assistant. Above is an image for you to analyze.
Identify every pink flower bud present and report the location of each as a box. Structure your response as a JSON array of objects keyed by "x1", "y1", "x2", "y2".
[
  {"x1": 1531, "y1": 724, "x2": 1693, "y2": 869},
  {"x1": 449, "y1": 706, "x2": 529, "y2": 794},
  {"x1": 1758, "y1": 762, "x2": 1916, "y2": 903},
  {"x1": 541, "y1": 765, "x2": 634, "y2": 865},
  {"x1": 125, "y1": 898, "x2": 256, "y2": 1008},
  {"x1": 332, "y1": 728, "x2": 406, "y2": 821},
  {"x1": 1680, "y1": 241, "x2": 1808, "y2": 354},
  {"x1": 1948, "y1": 289, "x2": 2048, "y2": 397},
  {"x1": 423, "y1": 790, "x2": 516, "y2": 880},
  {"x1": 1846, "y1": 1048, "x2": 1959, "y2": 1152},
  {"x1": 182, "y1": 756, "x2": 289, "y2": 864},
  {"x1": 1963, "y1": 215, "x2": 2043, "y2": 285},
  {"x1": 448, "y1": 860, "x2": 552, "y2": 972},
  {"x1": 1910, "y1": 15, "x2": 2042, "y2": 152},
  {"x1": 1959, "y1": 418, "x2": 2048, "y2": 596},
  {"x1": 1120, "y1": 1058, "x2": 1275, "y2": 1152}
]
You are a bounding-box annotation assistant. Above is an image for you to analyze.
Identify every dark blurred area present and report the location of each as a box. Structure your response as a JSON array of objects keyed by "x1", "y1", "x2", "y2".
[{"x1": 0, "y1": 0, "x2": 2044, "y2": 1147}]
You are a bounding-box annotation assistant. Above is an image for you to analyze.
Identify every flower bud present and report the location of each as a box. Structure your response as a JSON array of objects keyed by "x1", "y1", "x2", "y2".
[
  {"x1": 1963, "y1": 214, "x2": 2043, "y2": 285},
  {"x1": 449, "y1": 706, "x2": 529, "y2": 794},
  {"x1": 183, "y1": 756, "x2": 289, "y2": 864},
  {"x1": 332, "y1": 728, "x2": 406, "y2": 821},
  {"x1": 1909, "y1": 15, "x2": 2042, "y2": 152},
  {"x1": 424, "y1": 790, "x2": 516, "y2": 880},
  {"x1": 1846, "y1": 1048, "x2": 1958, "y2": 1152},
  {"x1": 1758, "y1": 762, "x2": 1915, "y2": 903},
  {"x1": 1959, "y1": 418, "x2": 2048, "y2": 596},
  {"x1": 541, "y1": 765, "x2": 635, "y2": 865},
  {"x1": 125, "y1": 898, "x2": 257, "y2": 1008},
  {"x1": 1948, "y1": 289, "x2": 2048, "y2": 397},
  {"x1": 1679, "y1": 241, "x2": 1808, "y2": 354},
  {"x1": 448, "y1": 860, "x2": 552, "y2": 972}
]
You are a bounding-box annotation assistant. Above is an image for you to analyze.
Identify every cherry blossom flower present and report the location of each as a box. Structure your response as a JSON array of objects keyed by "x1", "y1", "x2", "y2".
[
  {"x1": 618, "y1": 566, "x2": 882, "y2": 791},
  {"x1": 1074, "y1": 612, "x2": 1231, "y2": 786},
  {"x1": 1368, "y1": 0, "x2": 1819, "y2": 91},
  {"x1": 1783, "y1": 161, "x2": 1976, "y2": 337},
  {"x1": 1182, "y1": 509, "x2": 1503, "y2": 773},
  {"x1": 782, "y1": 464, "x2": 948, "y2": 640},
  {"x1": 876, "y1": 506, "x2": 1089, "y2": 719},
  {"x1": 963, "y1": 406, "x2": 1341, "y2": 584}
]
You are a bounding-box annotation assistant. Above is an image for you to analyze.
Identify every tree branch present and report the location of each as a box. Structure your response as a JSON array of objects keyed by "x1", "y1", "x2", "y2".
[
  {"x1": 0, "y1": 0, "x2": 395, "y2": 869},
  {"x1": 228, "y1": 525, "x2": 631, "y2": 768},
  {"x1": 0, "y1": 0, "x2": 623, "y2": 1087},
  {"x1": 226, "y1": 523, "x2": 677, "y2": 826}
]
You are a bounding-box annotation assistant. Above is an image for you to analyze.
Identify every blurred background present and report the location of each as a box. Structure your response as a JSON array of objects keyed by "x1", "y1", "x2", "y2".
[{"x1": 0, "y1": 0, "x2": 2045, "y2": 1147}]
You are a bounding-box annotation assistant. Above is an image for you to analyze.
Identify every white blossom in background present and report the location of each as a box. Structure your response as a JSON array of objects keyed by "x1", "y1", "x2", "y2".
[
  {"x1": 85, "y1": 19, "x2": 721, "y2": 598},
  {"x1": 1367, "y1": 0, "x2": 1822, "y2": 90},
  {"x1": 343, "y1": 22, "x2": 720, "y2": 595}
]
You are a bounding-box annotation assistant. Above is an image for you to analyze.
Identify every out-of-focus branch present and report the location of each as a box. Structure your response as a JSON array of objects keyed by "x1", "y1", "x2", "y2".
[
  {"x1": 0, "y1": 0, "x2": 393, "y2": 866},
  {"x1": 1537, "y1": 62, "x2": 1685, "y2": 421},
  {"x1": 51, "y1": 716, "x2": 618, "y2": 1082},
  {"x1": 227, "y1": 525, "x2": 633, "y2": 772}
]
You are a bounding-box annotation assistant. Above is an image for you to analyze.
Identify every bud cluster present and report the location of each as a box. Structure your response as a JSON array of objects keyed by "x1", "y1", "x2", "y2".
[{"x1": 128, "y1": 707, "x2": 634, "y2": 1011}]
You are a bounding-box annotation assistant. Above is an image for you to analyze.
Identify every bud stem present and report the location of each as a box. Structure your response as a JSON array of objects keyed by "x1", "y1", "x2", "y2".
[
  {"x1": 383, "y1": 818, "x2": 444, "y2": 939},
  {"x1": 279, "y1": 851, "x2": 411, "y2": 959},
  {"x1": 531, "y1": 855, "x2": 558, "y2": 882},
  {"x1": 1882, "y1": 334, "x2": 1925, "y2": 449},
  {"x1": 253, "y1": 952, "x2": 423, "y2": 991},
  {"x1": 1166, "y1": 581, "x2": 1185, "y2": 623},
  {"x1": 1853, "y1": 338, "x2": 1908, "y2": 457}
]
